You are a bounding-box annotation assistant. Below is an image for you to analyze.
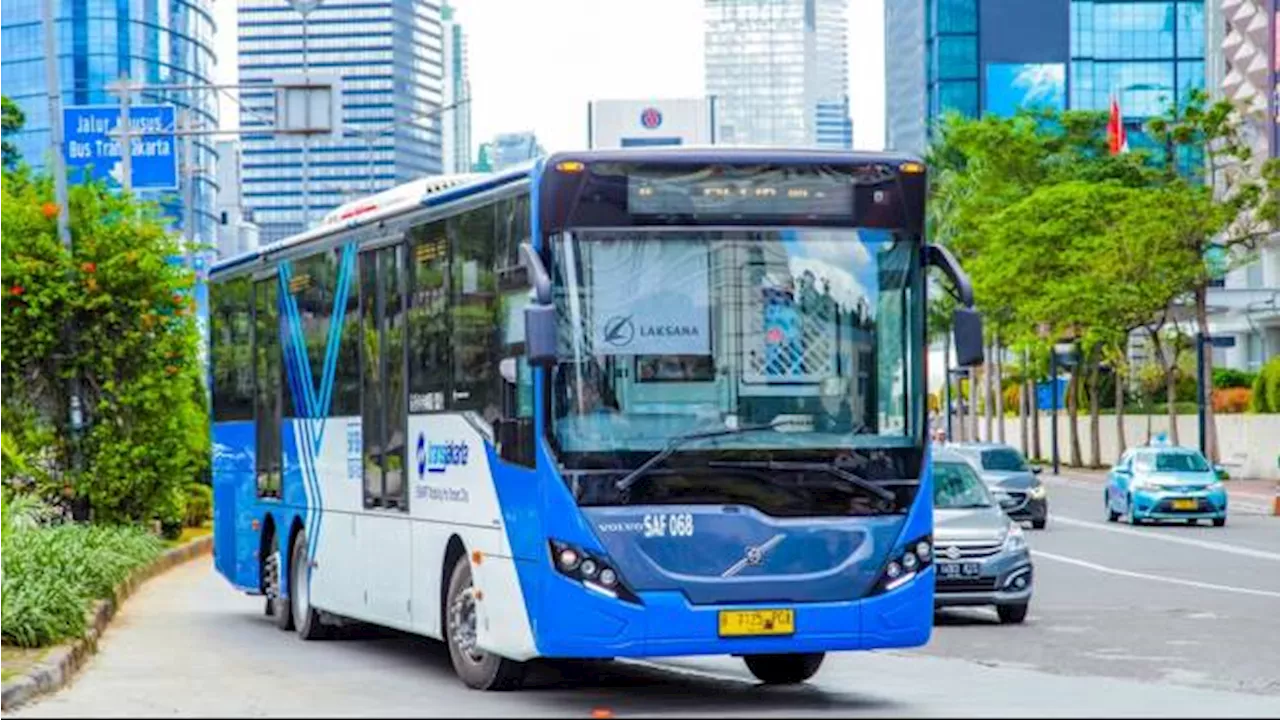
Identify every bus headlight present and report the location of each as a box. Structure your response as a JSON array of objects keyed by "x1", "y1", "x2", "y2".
[
  {"x1": 872, "y1": 534, "x2": 933, "y2": 594},
  {"x1": 548, "y1": 540, "x2": 640, "y2": 604}
]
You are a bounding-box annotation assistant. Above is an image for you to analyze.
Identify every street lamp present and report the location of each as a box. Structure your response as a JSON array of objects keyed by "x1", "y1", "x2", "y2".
[
  {"x1": 288, "y1": 0, "x2": 323, "y2": 232},
  {"x1": 350, "y1": 96, "x2": 474, "y2": 196}
]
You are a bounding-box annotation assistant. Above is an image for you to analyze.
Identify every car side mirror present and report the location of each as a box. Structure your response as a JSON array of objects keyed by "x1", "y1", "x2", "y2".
[
  {"x1": 1213, "y1": 464, "x2": 1228, "y2": 481},
  {"x1": 1031, "y1": 466, "x2": 1042, "y2": 475},
  {"x1": 520, "y1": 243, "x2": 557, "y2": 368}
]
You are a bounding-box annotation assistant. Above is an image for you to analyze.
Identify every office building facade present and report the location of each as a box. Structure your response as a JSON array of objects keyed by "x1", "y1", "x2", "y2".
[
  {"x1": 1, "y1": 0, "x2": 219, "y2": 244},
  {"x1": 704, "y1": 0, "x2": 853, "y2": 148},
  {"x1": 884, "y1": 0, "x2": 1205, "y2": 158},
  {"x1": 214, "y1": 140, "x2": 261, "y2": 259},
  {"x1": 238, "y1": 0, "x2": 445, "y2": 243},
  {"x1": 441, "y1": 0, "x2": 471, "y2": 174}
]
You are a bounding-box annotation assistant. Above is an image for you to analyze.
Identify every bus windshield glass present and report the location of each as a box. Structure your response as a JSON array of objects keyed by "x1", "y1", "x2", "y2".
[{"x1": 548, "y1": 228, "x2": 921, "y2": 462}]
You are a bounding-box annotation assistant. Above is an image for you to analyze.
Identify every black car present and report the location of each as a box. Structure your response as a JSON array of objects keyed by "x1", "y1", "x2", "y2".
[{"x1": 950, "y1": 443, "x2": 1048, "y2": 529}]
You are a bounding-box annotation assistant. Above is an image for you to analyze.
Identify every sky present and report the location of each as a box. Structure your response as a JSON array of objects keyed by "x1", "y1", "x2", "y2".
[{"x1": 212, "y1": 0, "x2": 886, "y2": 153}]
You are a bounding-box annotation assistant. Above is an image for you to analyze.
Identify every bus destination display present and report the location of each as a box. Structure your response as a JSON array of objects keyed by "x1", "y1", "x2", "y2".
[{"x1": 627, "y1": 169, "x2": 855, "y2": 218}]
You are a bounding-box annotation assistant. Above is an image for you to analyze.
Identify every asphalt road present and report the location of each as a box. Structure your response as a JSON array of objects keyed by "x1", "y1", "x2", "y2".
[{"x1": 11, "y1": 471, "x2": 1279, "y2": 718}]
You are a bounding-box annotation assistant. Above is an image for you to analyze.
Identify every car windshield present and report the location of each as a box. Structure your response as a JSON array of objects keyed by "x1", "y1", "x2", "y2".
[
  {"x1": 1136, "y1": 451, "x2": 1211, "y2": 473},
  {"x1": 981, "y1": 448, "x2": 1028, "y2": 472},
  {"x1": 934, "y1": 461, "x2": 993, "y2": 508},
  {"x1": 547, "y1": 228, "x2": 922, "y2": 462}
]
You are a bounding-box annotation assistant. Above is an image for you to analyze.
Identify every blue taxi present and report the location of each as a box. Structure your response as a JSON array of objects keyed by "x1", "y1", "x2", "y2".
[{"x1": 1105, "y1": 439, "x2": 1228, "y2": 527}]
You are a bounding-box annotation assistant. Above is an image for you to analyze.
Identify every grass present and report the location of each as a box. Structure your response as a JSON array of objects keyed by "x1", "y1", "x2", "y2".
[
  {"x1": 165, "y1": 523, "x2": 211, "y2": 548},
  {"x1": 1, "y1": 510, "x2": 165, "y2": 648},
  {"x1": 0, "y1": 645, "x2": 50, "y2": 683}
]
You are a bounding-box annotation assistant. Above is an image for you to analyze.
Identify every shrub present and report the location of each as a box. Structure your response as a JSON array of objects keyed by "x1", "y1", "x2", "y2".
[
  {"x1": 1251, "y1": 356, "x2": 1280, "y2": 413},
  {"x1": 1211, "y1": 387, "x2": 1252, "y2": 413},
  {"x1": 1213, "y1": 367, "x2": 1256, "y2": 389},
  {"x1": 183, "y1": 482, "x2": 212, "y2": 528},
  {"x1": 1, "y1": 517, "x2": 163, "y2": 647}
]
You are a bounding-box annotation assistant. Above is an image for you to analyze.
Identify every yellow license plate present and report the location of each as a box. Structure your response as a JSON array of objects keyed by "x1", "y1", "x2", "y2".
[
  {"x1": 718, "y1": 609, "x2": 795, "y2": 637},
  {"x1": 1172, "y1": 498, "x2": 1198, "y2": 510}
]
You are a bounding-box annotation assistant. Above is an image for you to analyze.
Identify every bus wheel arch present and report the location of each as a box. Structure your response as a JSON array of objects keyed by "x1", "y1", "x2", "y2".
[
  {"x1": 441, "y1": 536, "x2": 525, "y2": 690},
  {"x1": 440, "y1": 535, "x2": 467, "y2": 637}
]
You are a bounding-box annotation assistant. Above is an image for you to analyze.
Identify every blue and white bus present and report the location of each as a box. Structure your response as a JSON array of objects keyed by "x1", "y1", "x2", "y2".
[{"x1": 208, "y1": 147, "x2": 984, "y2": 690}]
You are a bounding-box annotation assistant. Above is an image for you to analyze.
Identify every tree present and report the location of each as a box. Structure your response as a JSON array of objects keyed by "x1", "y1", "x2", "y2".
[
  {"x1": 1146, "y1": 89, "x2": 1280, "y2": 461},
  {"x1": 2, "y1": 96, "x2": 25, "y2": 169},
  {"x1": 2, "y1": 169, "x2": 209, "y2": 524}
]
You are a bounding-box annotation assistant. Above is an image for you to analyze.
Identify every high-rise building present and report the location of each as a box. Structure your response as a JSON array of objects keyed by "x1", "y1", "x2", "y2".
[
  {"x1": 883, "y1": 0, "x2": 1205, "y2": 159},
  {"x1": 704, "y1": 0, "x2": 853, "y2": 148},
  {"x1": 479, "y1": 131, "x2": 545, "y2": 172},
  {"x1": 238, "y1": 0, "x2": 445, "y2": 243},
  {"x1": 1203, "y1": 1, "x2": 1279, "y2": 371},
  {"x1": 1, "y1": 0, "x2": 219, "y2": 244},
  {"x1": 214, "y1": 141, "x2": 261, "y2": 259},
  {"x1": 441, "y1": 1, "x2": 472, "y2": 174}
]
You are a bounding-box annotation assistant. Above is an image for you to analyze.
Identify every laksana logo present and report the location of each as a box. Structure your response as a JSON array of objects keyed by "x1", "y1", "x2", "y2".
[{"x1": 416, "y1": 432, "x2": 469, "y2": 478}]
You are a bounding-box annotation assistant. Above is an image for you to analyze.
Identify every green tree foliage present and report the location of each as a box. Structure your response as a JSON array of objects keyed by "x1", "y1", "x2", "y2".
[
  {"x1": 2, "y1": 95, "x2": 25, "y2": 169},
  {"x1": 1250, "y1": 356, "x2": 1280, "y2": 413},
  {"x1": 1, "y1": 169, "x2": 209, "y2": 525}
]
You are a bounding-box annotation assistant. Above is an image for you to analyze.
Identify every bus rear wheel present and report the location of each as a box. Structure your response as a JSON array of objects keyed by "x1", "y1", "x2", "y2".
[
  {"x1": 445, "y1": 554, "x2": 525, "y2": 691},
  {"x1": 743, "y1": 653, "x2": 825, "y2": 684}
]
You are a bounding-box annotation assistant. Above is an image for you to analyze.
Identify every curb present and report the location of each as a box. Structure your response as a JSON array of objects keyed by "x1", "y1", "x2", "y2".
[{"x1": 1, "y1": 533, "x2": 213, "y2": 713}]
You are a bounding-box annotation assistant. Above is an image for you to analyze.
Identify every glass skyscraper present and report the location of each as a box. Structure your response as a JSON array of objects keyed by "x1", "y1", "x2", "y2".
[
  {"x1": 883, "y1": 0, "x2": 1204, "y2": 157},
  {"x1": 704, "y1": 0, "x2": 854, "y2": 148},
  {"x1": 1, "y1": 0, "x2": 219, "y2": 243},
  {"x1": 441, "y1": 0, "x2": 471, "y2": 174},
  {"x1": 238, "y1": 0, "x2": 445, "y2": 243}
]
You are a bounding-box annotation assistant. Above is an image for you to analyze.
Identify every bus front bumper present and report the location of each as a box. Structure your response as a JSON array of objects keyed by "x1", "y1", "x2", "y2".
[{"x1": 528, "y1": 563, "x2": 935, "y2": 659}]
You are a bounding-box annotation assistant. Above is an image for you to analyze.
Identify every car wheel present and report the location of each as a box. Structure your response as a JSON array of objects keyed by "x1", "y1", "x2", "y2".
[
  {"x1": 1126, "y1": 494, "x2": 1142, "y2": 525},
  {"x1": 1105, "y1": 490, "x2": 1120, "y2": 522},
  {"x1": 290, "y1": 530, "x2": 330, "y2": 640},
  {"x1": 743, "y1": 653, "x2": 825, "y2": 684},
  {"x1": 1212, "y1": 516, "x2": 1226, "y2": 527},
  {"x1": 445, "y1": 553, "x2": 526, "y2": 691},
  {"x1": 997, "y1": 603, "x2": 1029, "y2": 624}
]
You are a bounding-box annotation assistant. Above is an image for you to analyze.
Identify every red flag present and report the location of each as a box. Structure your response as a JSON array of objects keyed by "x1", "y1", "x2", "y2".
[{"x1": 1107, "y1": 94, "x2": 1129, "y2": 155}]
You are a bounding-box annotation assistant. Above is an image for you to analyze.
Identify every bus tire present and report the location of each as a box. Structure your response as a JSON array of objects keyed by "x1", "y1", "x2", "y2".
[
  {"x1": 265, "y1": 542, "x2": 294, "y2": 632},
  {"x1": 290, "y1": 530, "x2": 330, "y2": 641},
  {"x1": 444, "y1": 554, "x2": 525, "y2": 691},
  {"x1": 743, "y1": 652, "x2": 825, "y2": 684}
]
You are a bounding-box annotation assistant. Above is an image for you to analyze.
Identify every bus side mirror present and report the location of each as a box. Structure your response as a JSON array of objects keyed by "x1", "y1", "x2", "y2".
[
  {"x1": 520, "y1": 243, "x2": 557, "y2": 368},
  {"x1": 953, "y1": 307, "x2": 985, "y2": 367}
]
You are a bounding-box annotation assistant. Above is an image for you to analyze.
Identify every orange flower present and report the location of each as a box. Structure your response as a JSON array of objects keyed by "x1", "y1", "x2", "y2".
[
  {"x1": 165, "y1": 365, "x2": 179, "y2": 375},
  {"x1": 85, "y1": 278, "x2": 99, "y2": 293},
  {"x1": 10, "y1": 285, "x2": 24, "y2": 296},
  {"x1": 41, "y1": 202, "x2": 58, "y2": 219},
  {"x1": 81, "y1": 262, "x2": 96, "y2": 273}
]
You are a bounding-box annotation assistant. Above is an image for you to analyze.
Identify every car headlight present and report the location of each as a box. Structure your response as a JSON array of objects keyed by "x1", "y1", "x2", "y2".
[
  {"x1": 1027, "y1": 484, "x2": 1047, "y2": 500},
  {"x1": 1003, "y1": 524, "x2": 1027, "y2": 552},
  {"x1": 1208, "y1": 481, "x2": 1224, "y2": 492},
  {"x1": 1130, "y1": 478, "x2": 1156, "y2": 491}
]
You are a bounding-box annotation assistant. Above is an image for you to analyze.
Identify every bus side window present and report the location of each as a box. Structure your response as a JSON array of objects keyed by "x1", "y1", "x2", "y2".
[{"x1": 494, "y1": 195, "x2": 535, "y2": 467}]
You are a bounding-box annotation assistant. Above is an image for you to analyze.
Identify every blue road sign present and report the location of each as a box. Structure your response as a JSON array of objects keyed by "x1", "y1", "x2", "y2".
[
  {"x1": 63, "y1": 105, "x2": 178, "y2": 190},
  {"x1": 1208, "y1": 335, "x2": 1236, "y2": 349}
]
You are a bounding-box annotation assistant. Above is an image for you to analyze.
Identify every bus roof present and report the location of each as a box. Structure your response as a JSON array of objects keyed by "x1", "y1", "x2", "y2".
[{"x1": 209, "y1": 146, "x2": 925, "y2": 278}]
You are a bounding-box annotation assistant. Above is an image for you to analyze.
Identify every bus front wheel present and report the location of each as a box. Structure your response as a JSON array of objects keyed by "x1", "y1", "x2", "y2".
[
  {"x1": 743, "y1": 652, "x2": 825, "y2": 684},
  {"x1": 445, "y1": 554, "x2": 526, "y2": 690}
]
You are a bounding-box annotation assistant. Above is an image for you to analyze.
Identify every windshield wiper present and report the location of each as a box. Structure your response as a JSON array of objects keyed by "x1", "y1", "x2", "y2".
[
  {"x1": 705, "y1": 459, "x2": 897, "y2": 505},
  {"x1": 614, "y1": 419, "x2": 805, "y2": 493}
]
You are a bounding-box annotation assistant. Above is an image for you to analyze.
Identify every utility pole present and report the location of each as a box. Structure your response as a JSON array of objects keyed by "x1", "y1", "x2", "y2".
[
  {"x1": 288, "y1": 0, "x2": 322, "y2": 231},
  {"x1": 108, "y1": 75, "x2": 135, "y2": 193},
  {"x1": 1050, "y1": 350, "x2": 1060, "y2": 475},
  {"x1": 182, "y1": 108, "x2": 196, "y2": 244}
]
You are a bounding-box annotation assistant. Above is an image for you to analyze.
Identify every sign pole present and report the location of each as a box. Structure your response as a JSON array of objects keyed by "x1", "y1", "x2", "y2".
[
  {"x1": 111, "y1": 75, "x2": 134, "y2": 193},
  {"x1": 43, "y1": 0, "x2": 85, "y2": 485},
  {"x1": 182, "y1": 107, "x2": 196, "y2": 245},
  {"x1": 1197, "y1": 332, "x2": 1207, "y2": 456}
]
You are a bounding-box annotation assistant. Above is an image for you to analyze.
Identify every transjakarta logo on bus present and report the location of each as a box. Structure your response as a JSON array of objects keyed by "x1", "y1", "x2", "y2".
[{"x1": 416, "y1": 432, "x2": 469, "y2": 477}]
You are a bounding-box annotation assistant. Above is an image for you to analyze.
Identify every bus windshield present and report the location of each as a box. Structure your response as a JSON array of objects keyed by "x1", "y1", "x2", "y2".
[{"x1": 548, "y1": 227, "x2": 921, "y2": 463}]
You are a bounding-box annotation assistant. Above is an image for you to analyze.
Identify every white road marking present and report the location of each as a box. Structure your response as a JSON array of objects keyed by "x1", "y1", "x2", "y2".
[
  {"x1": 1031, "y1": 550, "x2": 1280, "y2": 599},
  {"x1": 1049, "y1": 515, "x2": 1280, "y2": 562}
]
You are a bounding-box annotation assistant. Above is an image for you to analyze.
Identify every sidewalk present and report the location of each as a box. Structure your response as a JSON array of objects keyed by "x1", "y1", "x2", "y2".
[{"x1": 1051, "y1": 467, "x2": 1278, "y2": 507}]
